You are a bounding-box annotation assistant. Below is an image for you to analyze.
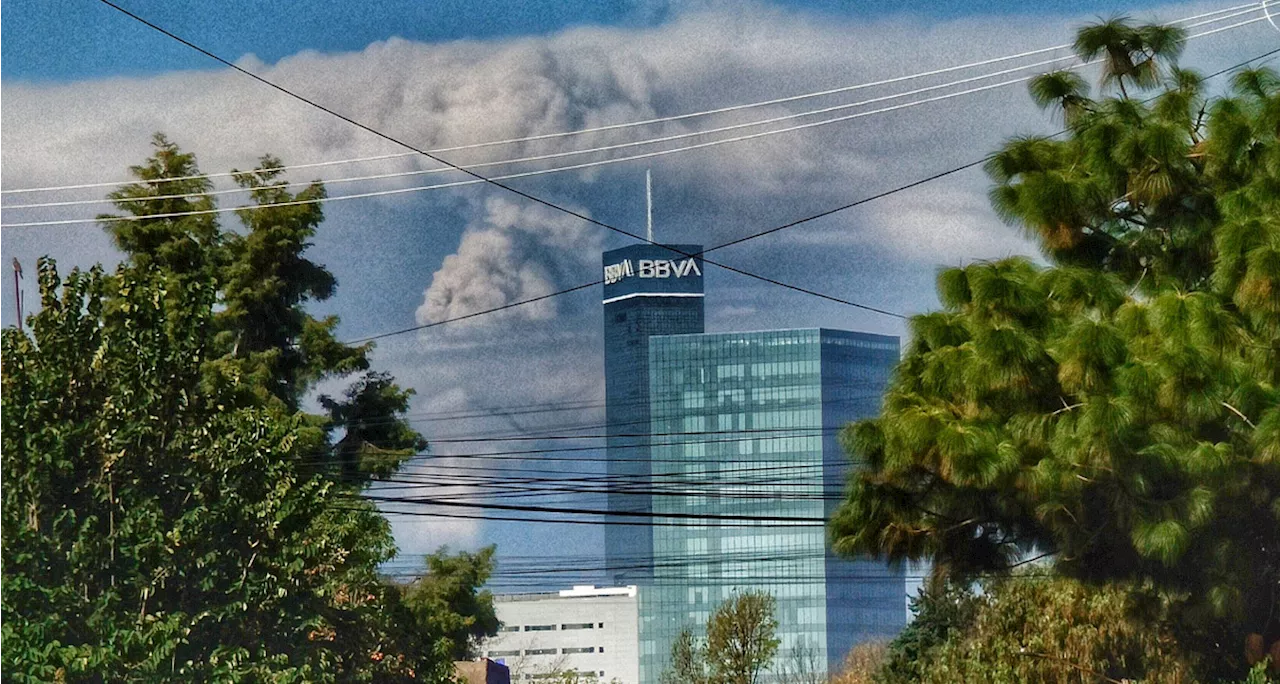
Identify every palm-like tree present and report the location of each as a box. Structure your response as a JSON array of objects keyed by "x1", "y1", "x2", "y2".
[
  {"x1": 1073, "y1": 17, "x2": 1186, "y2": 98},
  {"x1": 831, "y1": 15, "x2": 1280, "y2": 674},
  {"x1": 1028, "y1": 70, "x2": 1093, "y2": 127}
]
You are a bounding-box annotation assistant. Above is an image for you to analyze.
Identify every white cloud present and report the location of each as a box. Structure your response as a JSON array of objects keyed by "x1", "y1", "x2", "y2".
[{"x1": 793, "y1": 185, "x2": 1041, "y2": 263}]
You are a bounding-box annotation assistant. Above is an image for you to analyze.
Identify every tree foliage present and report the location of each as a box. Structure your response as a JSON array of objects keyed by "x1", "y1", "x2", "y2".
[
  {"x1": 401, "y1": 545, "x2": 500, "y2": 661},
  {"x1": 874, "y1": 581, "x2": 978, "y2": 684},
  {"x1": 830, "y1": 19, "x2": 1280, "y2": 677},
  {"x1": 882, "y1": 577, "x2": 1194, "y2": 683},
  {"x1": 660, "y1": 591, "x2": 780, "y2": 684},
  {"x1": 1, "y1": 261, "x2": 443, "y2": 681},
  {"x1": 102, "y1": 135, "x2": 419, "y2": 483},
  {"x1": 2, "y1": 137, "x2": 456, "y2": 680},
  {"x1": 661, "y1": 628, "x2": 709, "y2": 684}
]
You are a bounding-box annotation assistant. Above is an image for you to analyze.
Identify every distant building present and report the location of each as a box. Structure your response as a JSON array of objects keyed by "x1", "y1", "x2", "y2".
[
  {"x1": 484, "y1": 585, "x2": 641, "y2": 683},
  {"x1": 638, "y1": 328, "x2": 908, "y2": 683},
  {"x1": 602, "y1": 244, "x2": 705, "y2": 584},
  {"x1": 455, "y1": 658, "x2": 512, "y2": 684}
]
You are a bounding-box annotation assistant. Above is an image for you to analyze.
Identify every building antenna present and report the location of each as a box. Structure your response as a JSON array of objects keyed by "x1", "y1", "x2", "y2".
[
  {"x1": 12, "y1": 258, "x2": 23, "y2": 333},
  {"x1": 645, "y1": 169, "x2": 654, "y2": 243}
]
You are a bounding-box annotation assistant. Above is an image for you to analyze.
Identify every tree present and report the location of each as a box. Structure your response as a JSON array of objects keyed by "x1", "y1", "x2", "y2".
[
  {"x1": 401, "y1": 546, "x2": 500, "y2": 661},
  {"x1": 323, "y1": 371, "x2": 429, "y2": 481},
  {"x1": 1072, "y1": 17, "x2": 1184, "y2": 98},
  {"x1": 705, "y1": 591, "x2": 780, "y2": 684},
  {"x1": 881, "y1": 577, "x2": 1194, "y2": 683},
  {"x1": 660, "y1": 628, "x2": 709, "y2": 684},
  {"x1": 827, "y1": 641, "x2": 888, "y2": 684},
  {"x1": 1, "y1": 260, "x2": 443, "y2": 682},
  {"x1": 103, "y1": 138, "x2": 421, "y2": 486},
  {"x1": 98, "y1": 133, "x2": 222, "y2": 284},
  {"x1": 875, "y1": 580, "x2": 978, "y2": 684},
  {"x1": 659, "y1": 592, "x2": 780, "y2": 684},
  {"x1": 775, "y1": 637, "x2": 824, "y2": 684},
  {"x1": 830, "y1": 19, "x2": 1280, "y2": 678}
]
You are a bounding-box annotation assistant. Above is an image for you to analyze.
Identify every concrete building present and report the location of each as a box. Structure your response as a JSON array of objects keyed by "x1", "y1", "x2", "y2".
[
  {"x1": 638, "y1": 328, "x2": 909, "y2": 683},
  {"x1": 602, "y1": 244, "x2": 705, "y2": 584},
  {"x1": 484, "y1": 586, "x2": 641, "y2": 683}
]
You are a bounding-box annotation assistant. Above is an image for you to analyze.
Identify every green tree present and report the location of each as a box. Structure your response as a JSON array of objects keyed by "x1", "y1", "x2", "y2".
[
  {"x1": 217, "y1": 157, "x2": 368, "y2": 414},
  {"x1": 660, "y1": 628, "x2": 709, "y2": 684},
  {"x1": 830, "y1": 19, "x2": 1280, "y2": 678},
  {"x1": 1072, "y1": 16, "x2": 1184, "y2": 98},
  {"x1": 401, "y1": 546, "x2": 500, "y2": 661},
  {"x1": 659, "y1": 592, "x2": 779, "y2": 684},
  {"x1": 705, "y1": 591, "x2": 780, "y2": 684},
  {"x1": 103, "y1": 137, "x2": 421, "y2": 485},
  {"x1": 875, "y1": 580, "x2": 979, "y2": 684},
  {"x1": 1, "y1": 260, "x2": 444, "y2": 682},
  {"x1": 896, "y1": 577, "x2": 1193, "y2": 683},
  {"x1": 323, "y1": 371, "x2": 429, "y2": 481},
  {"x1": 98, "y1": 133, "x2": 222, "y2": 284}
]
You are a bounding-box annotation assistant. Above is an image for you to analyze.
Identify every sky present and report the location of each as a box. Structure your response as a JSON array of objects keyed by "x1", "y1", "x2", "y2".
[{"x1": 3, "y1": 0, "x2": 1278, "y2": 586}]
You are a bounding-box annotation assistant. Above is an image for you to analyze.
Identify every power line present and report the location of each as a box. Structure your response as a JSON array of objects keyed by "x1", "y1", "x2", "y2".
[
  {"x1": 2, "y1": 1, "x2": 1256, "y2": 197},
  {"x1": 24, "y1": 4, "x2": 1268, "y2": 330},
  {"x1": 4, "y1": 53, "x2": 1089, "y2": 212},
  {"x1": 74, "y1": 0, "x2": 900, "y2": 326},
  {"x1": 343, "y1": 38, "x2": 1280, "y2": 345},
  {"x1": 6, "y1": 12, "x2": 1267, "y2": 224},
  {"x1": 0, "y1": 60, "x2": 1080, "y2": 223},
  {"x1": 5, "y1": 52, "x2": 1100, "y2": 212}
]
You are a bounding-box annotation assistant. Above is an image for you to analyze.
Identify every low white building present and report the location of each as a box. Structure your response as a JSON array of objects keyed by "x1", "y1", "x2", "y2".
[{"x1": 483, "y1": 585, "x2": 639, "y2": 684}]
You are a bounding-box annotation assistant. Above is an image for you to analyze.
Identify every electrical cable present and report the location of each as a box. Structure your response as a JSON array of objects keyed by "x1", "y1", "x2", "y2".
[
  {"x1": 3, "y1": 8, "x2": 1265, "y2": 219},
  {"x1": 3, "y1": 52, "x2": 1093, "y2": 211},
  {"x1": 21, "y1": 5, "x2": 1267, "y2": 331},
  {"x1": 342, "y1": 38, "x2": 1280, "y2": 345},
  {"x1": 2, "y1": 0, "x2": 1256, "y2": 197}
]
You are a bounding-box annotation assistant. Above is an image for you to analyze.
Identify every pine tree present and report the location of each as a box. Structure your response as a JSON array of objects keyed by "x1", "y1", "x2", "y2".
[{"x1": 830, "y1": 19, "x2": 1280, "y2": 676}]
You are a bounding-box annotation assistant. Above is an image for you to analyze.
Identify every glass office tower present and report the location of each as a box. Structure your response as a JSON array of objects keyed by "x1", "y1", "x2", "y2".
[
  {"x1": 638, "y1": 329, "x2": 905, "y2": 683},
  {"x1": 603, "y1": 244, "x2": 705, "y2": 584}
]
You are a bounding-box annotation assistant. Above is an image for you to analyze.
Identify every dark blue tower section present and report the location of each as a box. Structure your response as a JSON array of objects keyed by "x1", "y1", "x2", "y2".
[{"x1": 602, "y1": 244, "x2": 705, "y2": 583}]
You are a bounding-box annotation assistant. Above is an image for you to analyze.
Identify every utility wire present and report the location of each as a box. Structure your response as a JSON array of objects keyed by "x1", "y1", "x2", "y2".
[
  {"x1": 76, "y1": 0, "x2": 933, "y2": 326},
  {"x1": 8, "y1": 13, "x2": 1269, "y2": 226},
  {"x1": 3, "y1": 53, "x2": 1091, "y2": 211},
  {"x1": 26, "y1": 5, "x2": 1269, "y2": 325},
  {"x1": 3, "y1": 9, "x2": 1265, "y2": 220},
  {"x1": 344, "y1": 39, "x2": 1280, "y2": 344},
  {"x1": 3, "y1": 0, "x2": 1256, "y2": 197}
]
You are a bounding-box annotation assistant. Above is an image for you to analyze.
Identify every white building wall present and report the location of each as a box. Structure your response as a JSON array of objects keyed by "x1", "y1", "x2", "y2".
[{"x1": 484, "y1": 586, "x2": 640, "y2": 684}]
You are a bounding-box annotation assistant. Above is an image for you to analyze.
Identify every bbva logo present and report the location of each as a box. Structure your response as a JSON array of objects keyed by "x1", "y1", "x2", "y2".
[{"x1": 604, "y1": 258, "x2": 701, "y2": 284}]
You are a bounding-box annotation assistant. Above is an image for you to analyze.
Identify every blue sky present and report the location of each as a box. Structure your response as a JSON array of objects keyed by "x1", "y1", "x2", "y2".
[{"x1": 4, "y1": 0, "x2": 1276, "y2": 585}]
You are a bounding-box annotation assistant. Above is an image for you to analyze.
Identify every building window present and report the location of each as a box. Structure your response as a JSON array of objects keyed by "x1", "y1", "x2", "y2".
[
  {"x1": 525, "y1": 648, "x2": 558, "y2": 655},
  {"x1": 562, "y1": 647, "x2": 596, "y2": 654},
  {"x1": 524, "y1": 624, "x2": 556, "y2": 632},
  {"x1": 498, "y1": 625, "x2": 520, "y2": 633},
  {"x1": 561, "y1": 622, "x2": 594, "y2": 630},
  {"x1": 487, "y1": 650, "x2": 520, "y2": 657}
]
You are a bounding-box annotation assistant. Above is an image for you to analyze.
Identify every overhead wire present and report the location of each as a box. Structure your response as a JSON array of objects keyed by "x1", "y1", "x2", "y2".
[
  {"x1": 15, "y1": 4, "x2": 1266, "y2": 337},
  {"x1": 2, "y1": 9, "x2": 1265, "y2": 224},
  {"x1": 343, "y1": 34, "x2": 1280, "y2": 345},
  {"x1": 1, "y1": 0, "x2": 1257, "y2": 197},
  {"x1": 21, "y1": 0, "x2": 920, "y2": 326}
]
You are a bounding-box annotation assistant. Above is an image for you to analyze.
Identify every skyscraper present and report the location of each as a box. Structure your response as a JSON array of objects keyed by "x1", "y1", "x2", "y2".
[
  {"x1": 602, "y1": 244, "x2": 705, "y2": 584},
  {"x1": 638, "y1": 329, "x2": 906, "y2": 683}
]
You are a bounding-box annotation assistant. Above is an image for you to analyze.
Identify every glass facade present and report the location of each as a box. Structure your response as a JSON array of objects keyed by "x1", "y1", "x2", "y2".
[
  {"x1": 603, "y1": 244, "x2": 705, "y2": 584},
  {"x1": 638, "y1": 329, "x2": 904, "y2": 683}
]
